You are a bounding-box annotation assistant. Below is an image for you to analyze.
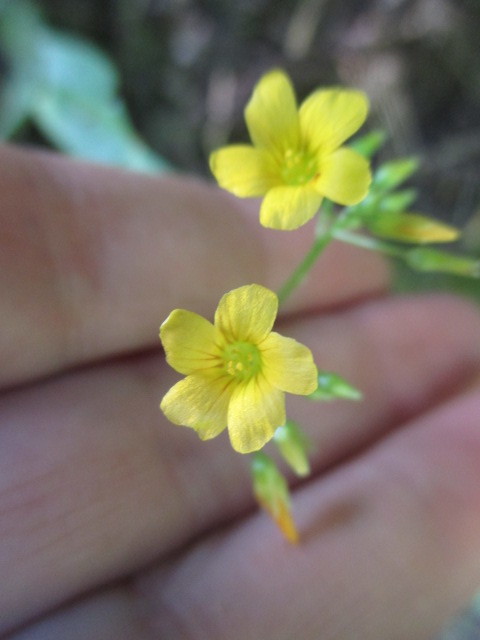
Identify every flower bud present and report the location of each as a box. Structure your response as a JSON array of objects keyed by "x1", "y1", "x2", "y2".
[
  {"x1": 251, "y1": 452, "x2": 299, "y2": 543},
  {"x1": 368, "y1": 212, "x2": 459, "y2": 244},
  {"x1": 379, "y1": 189, "x2": 417, "y2": 213},
  {"x1": 373, "y1": 157, "x2": 419, "y2": 192},
  {"x1": 274, "y1": 420, "x2": 311, "y2": 477},
  {"x1": 309, "y1": 371, "x2": 362, "y2": 401},
  {"x1": 350, "y1": 129, "x2": 386, "y2": 158},
  {"x1": 405, "y1": 247, "x2": 480, "y2": 277}
]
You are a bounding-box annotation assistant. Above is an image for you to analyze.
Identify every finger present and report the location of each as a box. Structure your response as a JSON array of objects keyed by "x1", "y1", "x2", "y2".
[
  {"x1": 139, "y1": 383, "x2": 480, "y2": 640},
  {"x1": 1, "y1": 295, "x2": 479, "y2": 633},
  {"x1": 0, "y1": 144, "x2": 388, "y2": 387},
  {"x1": 6, "y1": 584, "x2": 151, "y2": 640},
  {"x1": 287, "y1": 293, "x2": 480, "y2": 471}
]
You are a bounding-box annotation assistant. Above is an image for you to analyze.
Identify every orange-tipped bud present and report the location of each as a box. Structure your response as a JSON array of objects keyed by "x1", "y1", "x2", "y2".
[
  {"x1": 251, "y1": 452, "x2": 299, "y2": 544},
  {"x1": 367, "y1": 212, "x2": 459, "y2": 244}
]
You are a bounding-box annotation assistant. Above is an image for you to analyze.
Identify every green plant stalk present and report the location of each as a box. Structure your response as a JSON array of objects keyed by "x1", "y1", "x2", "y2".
[
  {"x1": 276, "y1": 208, "x2": 409, "y2": 306},
  {"x1": 276, "y1": 205, "x2": 337, "y2": 306},
  {"x1": 332, "y1": 228, "x2": 406, "y2": 258},
  {"x1": 277, "y1": 226, "x2": 334, "y2": 306}
]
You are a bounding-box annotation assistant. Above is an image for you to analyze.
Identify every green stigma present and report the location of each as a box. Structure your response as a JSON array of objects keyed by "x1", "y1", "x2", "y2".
[
  {"x1": 223, "y1": 341, "x2": 262, "y2": 381},
  {"x1": 281, "y1": 149, "x2": 318, "y2": 186}
]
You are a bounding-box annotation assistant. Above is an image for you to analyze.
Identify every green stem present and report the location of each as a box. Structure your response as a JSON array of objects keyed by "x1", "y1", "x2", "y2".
[
  {"x1": 276, "y1": 208, "x2": 410, "y2": 306},
  {"x1": 332, "y1": 228, "x2": 406, "y2": 258},
  {"x1": 276, "y1": 222, "x2": 335, "y2": 306}
]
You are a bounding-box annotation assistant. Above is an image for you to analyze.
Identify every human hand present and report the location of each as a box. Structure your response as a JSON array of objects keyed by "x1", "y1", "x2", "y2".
[{"x1": 2, "y1": 144, "x2": 480, "y2": 640}]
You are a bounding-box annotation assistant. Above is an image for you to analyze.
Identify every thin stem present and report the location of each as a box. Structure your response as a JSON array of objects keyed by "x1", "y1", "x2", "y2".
[
  {"x1": 332, "y1": 228, "x2": 406, "y2": 258},
  {"x1": 276, "y1": 220, "x2": 334, "y2": 306},
  {"x1": 276, "y1": 208, "x2": 410, "y2": 306}
]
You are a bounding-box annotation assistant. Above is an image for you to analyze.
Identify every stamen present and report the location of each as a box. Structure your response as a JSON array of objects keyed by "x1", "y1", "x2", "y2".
[
  {"x1": 223, "y1": 342, "x2": 262, "y2": 381},
  {"x1": 281, "y1": 149, "x2": 318, "y2": 186}
]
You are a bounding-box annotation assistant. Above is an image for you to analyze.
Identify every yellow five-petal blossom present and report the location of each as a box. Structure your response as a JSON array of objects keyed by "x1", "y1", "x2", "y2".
[
  {"x1": 210, "y1": 70, "x2": 371, "y2": 231},
  {"x1": 160, "y1": 284, "x2": 317, "y2": 453}
]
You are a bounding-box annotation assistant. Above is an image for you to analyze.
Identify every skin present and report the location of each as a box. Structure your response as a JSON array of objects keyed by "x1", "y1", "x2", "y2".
[{"x1": 1, "y1": 144, "x2": 480, "y2": 639}]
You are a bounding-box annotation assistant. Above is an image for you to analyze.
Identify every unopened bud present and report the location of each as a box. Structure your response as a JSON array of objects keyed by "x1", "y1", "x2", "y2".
[
  {"x1": 350, "y1": 129, "x2": 386, "y2": 158},
  {"x1": 405, "y1": 247, "x2": 480, "y2": 277},
  {"x1": 368, "y1": 212, "x2": 459, "y2": 244},
  {"x1": 373, "y1": 157, "x2": 419, "y2": 192},
  {"x1": 379, "y1": 189, "x2": 417, "y2": 213},
  {"x1": 309, "y1": 371, "x2": 362, "y2": 401},
  {"x1": 274, "y1": 420, "x2": 311, "y2": 477},
  {"x1": 251, "y1": 452, "x2": 299, "y2": 544}
]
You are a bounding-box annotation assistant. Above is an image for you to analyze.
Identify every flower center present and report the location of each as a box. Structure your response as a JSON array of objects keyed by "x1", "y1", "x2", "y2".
[
  {"x1": 223, "y1": 342, "x2": 262, "y2": 381},
  {"x1": 280, "y1": 149, "x2": 318, "y2": 186}
]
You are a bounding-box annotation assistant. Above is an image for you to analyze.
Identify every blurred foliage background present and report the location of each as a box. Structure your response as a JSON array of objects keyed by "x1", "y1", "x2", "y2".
[
  {"x1": 1, "y1": 1, "x2": 480, "y2": 636},
  {"x1": 2, "y1": 0, "x2": 480, "y2": 223}
]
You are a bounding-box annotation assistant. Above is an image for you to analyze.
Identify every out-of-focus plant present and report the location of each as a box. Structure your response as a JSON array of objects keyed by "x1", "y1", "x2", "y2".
[
  {"x1": 0, "y1": 0, "x2": 169, "y2": 172},
  {"x1": 159, "y1": 69, "x2": 480, "y2": 541}
]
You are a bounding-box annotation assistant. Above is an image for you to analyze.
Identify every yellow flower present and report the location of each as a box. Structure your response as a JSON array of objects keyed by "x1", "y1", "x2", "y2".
[
  {"x1": 210, "y1": 69, "x2": 371, "y2": 231},
  {"x1": 160, "y1": 284, "x2": 317, "y2": 454}
]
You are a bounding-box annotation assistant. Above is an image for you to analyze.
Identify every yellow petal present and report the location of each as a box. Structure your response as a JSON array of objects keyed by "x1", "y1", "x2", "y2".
[
  {"x1": 259, "y1": 185, "x2": 322, "y2": 230},
  {"x1": 299, "y1": 88, "x2": 369, "y2": 154},
  {"x1": 215, "y1": 284, "x2": 278, "y2": 343},
  {"x1": 245, "y1": 69, "x2": 300, "y2": 155},
  {"x1": 160, "y1": 374, "x2": 233, "y2": 440},
  {"x1": 316, "y1": 147, "x2": 371, "y2": 205},
  {"x1": 160, "y1": 310, "x2": 222, "y2": 375},
  {"x1": 209, "y1": 145, "x2": 279, "y2": 197},
  {"x1": 261, "y1": 332, "x2": 317, "y2": 394},
  {"x1": 228, "y1": 376, "x2": 285, "y2": 453}
]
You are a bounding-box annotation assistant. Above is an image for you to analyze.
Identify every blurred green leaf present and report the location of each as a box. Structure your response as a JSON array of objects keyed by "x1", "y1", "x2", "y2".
[
  {"x1": 36, "y1": 30, "x2": 119, "y2": 99},
  {"x1": 0, "y1": 1, "x2": 40, "y2": 136},
  {"x1": 0, "y1": 0, "x2": 170, "y2": 172},
  {"x1": 0, "y1": 75, "x2": 35, "y2": 138},
  {"x1": 33, "y1": 90, "x2": 167, "y2": 171}
]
